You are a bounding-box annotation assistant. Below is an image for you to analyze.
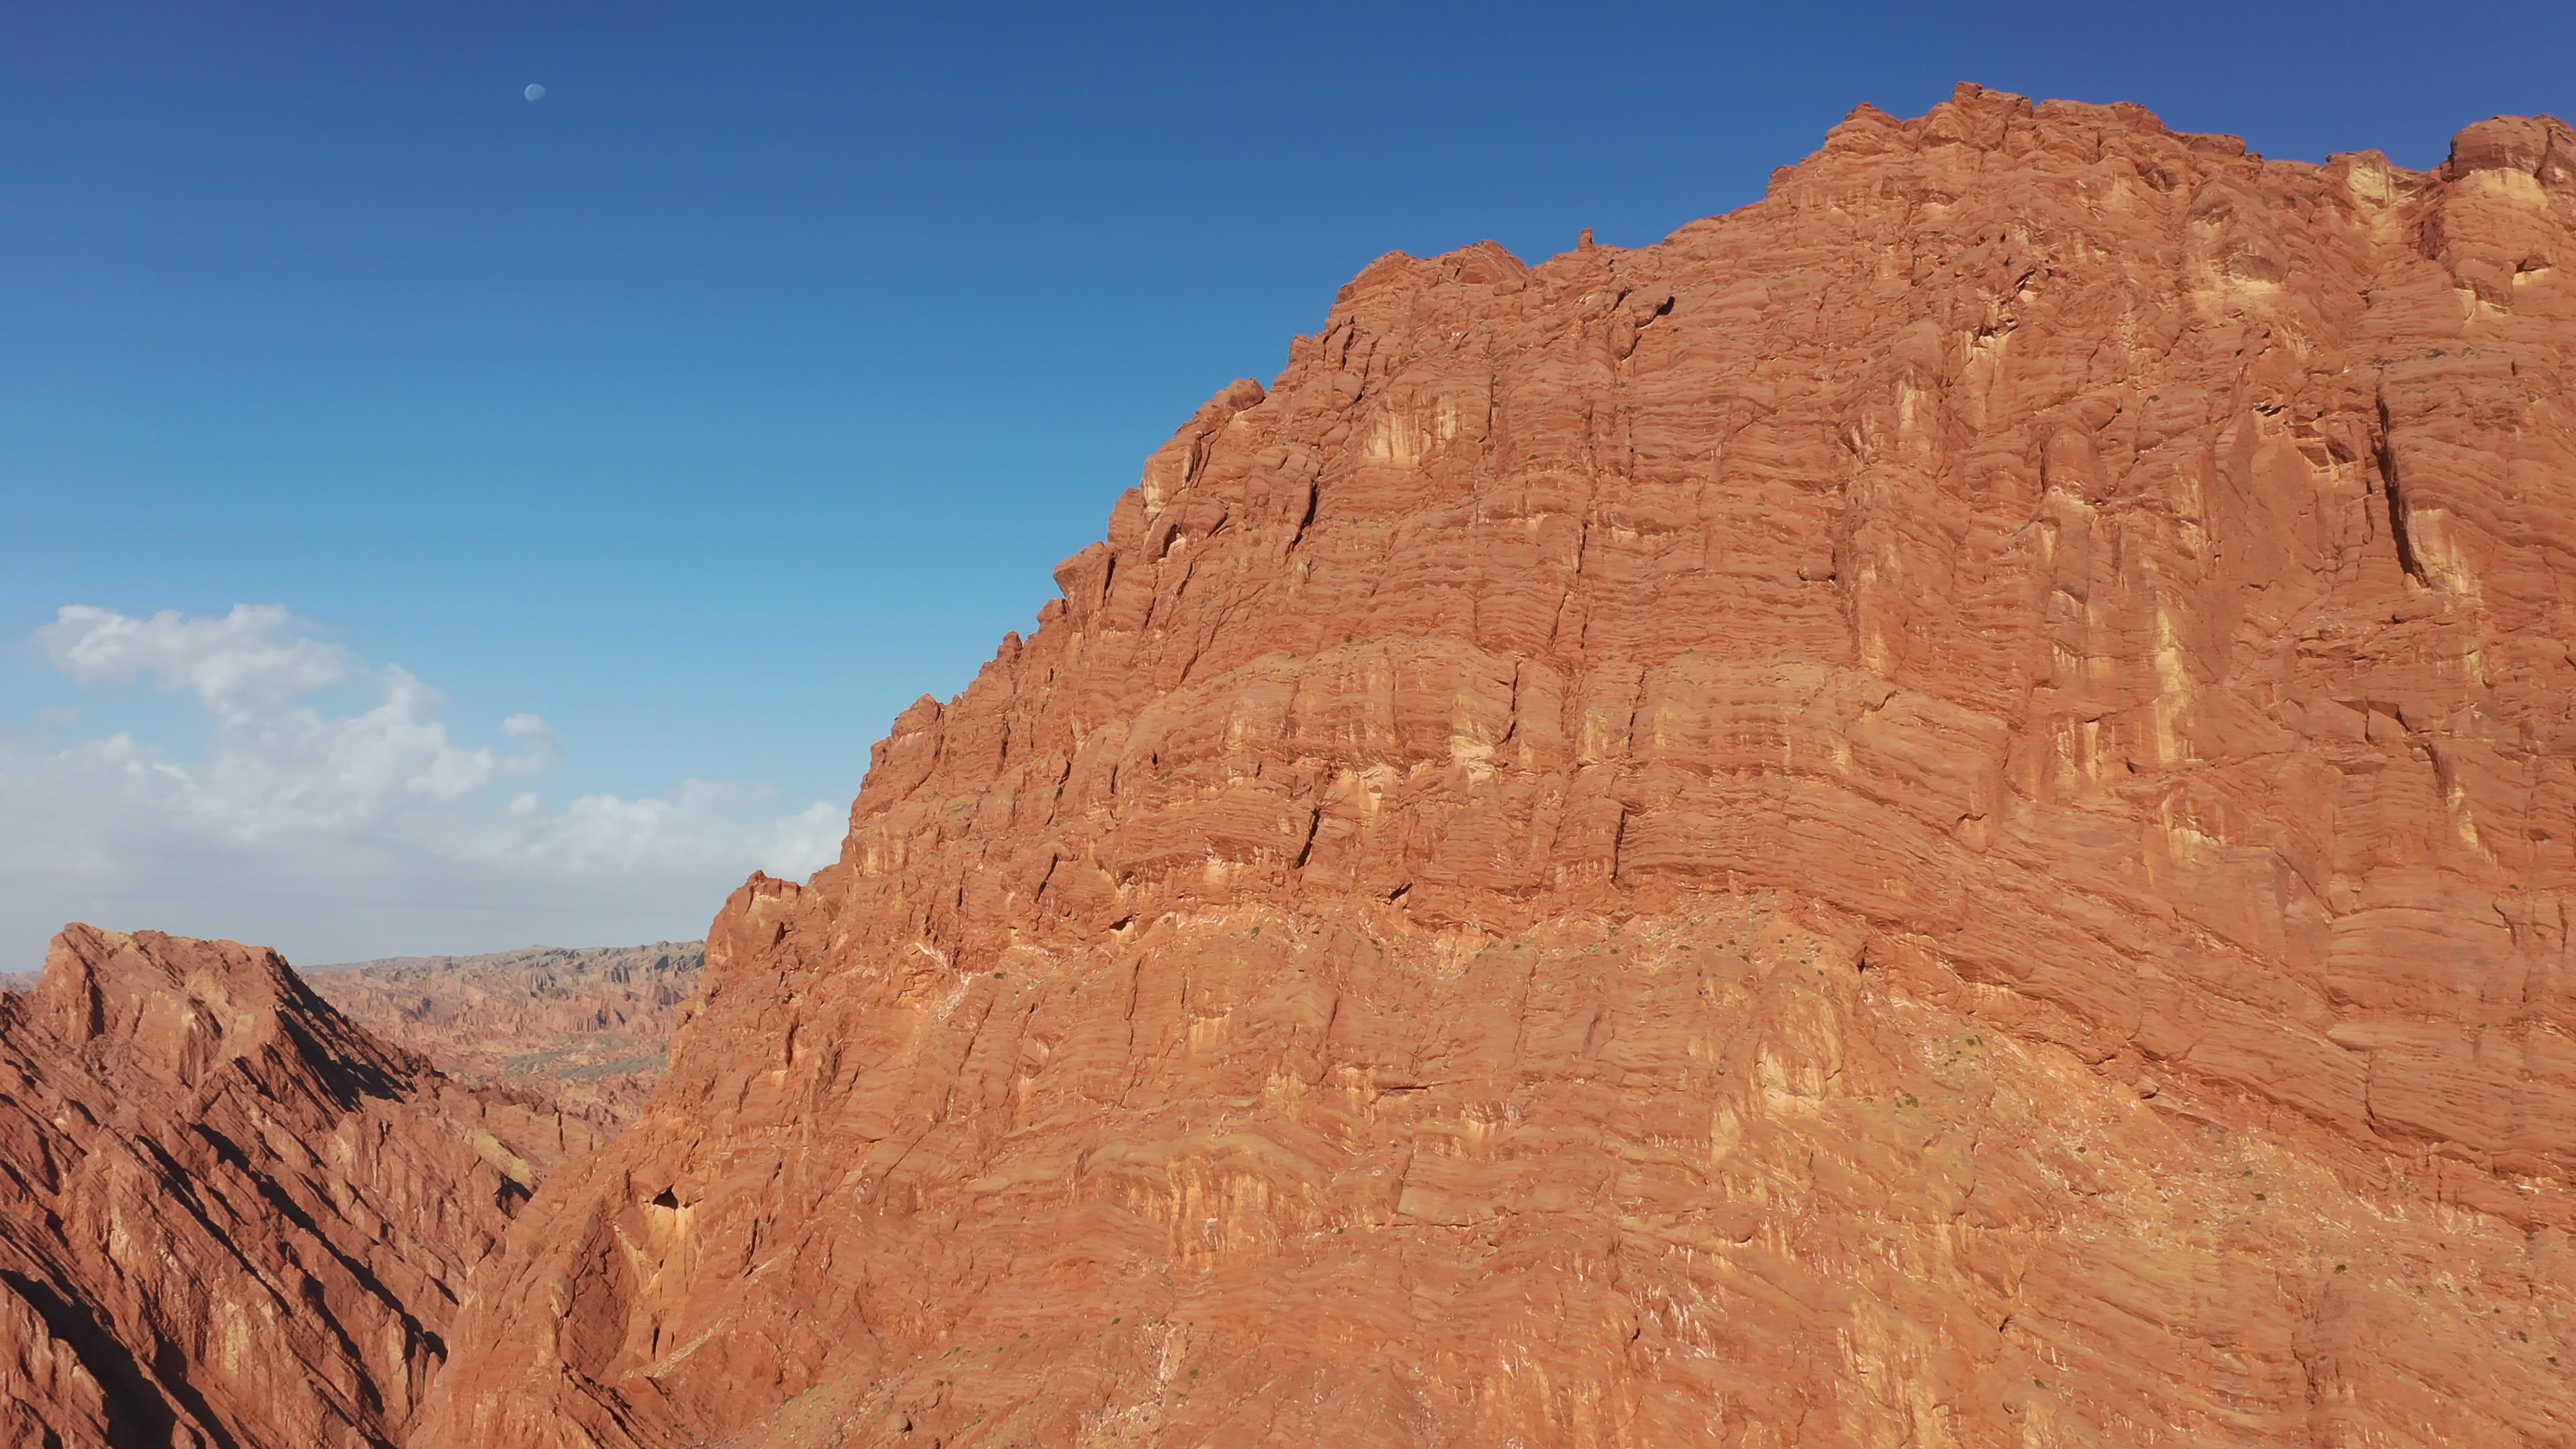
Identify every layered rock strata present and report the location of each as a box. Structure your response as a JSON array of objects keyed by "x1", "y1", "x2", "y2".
[
  {"x1": 403, "y1": 87, "x2": 2574, "y2": 1446},
  {"x1": 0, "y1": 926, "x2": 599, "y2": 1448}
]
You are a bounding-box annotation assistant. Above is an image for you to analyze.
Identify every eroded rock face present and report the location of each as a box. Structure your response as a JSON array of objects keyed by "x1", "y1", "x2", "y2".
[
  {"x1": 428, "y1": 88, "x2": 2576, "y2": 1446},
  {"x1": 0, "y1": 926, "x2": 601, "y2": 1448},
  {"x1": 311, "y1": 943, "x2": 705, "y2": 1128}
]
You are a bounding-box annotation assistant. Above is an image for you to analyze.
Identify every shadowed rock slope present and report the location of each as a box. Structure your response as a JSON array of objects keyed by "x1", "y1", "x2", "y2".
[
  {"x1": 0, "y1": 926, "x2": 605, "y2": 1448},
  {"x1": 423, "y1": 87, "x2": 2573, "y2": 1446},
  {"x1": 311, "y1": 943, "x2": 705, "y2": 1128}
]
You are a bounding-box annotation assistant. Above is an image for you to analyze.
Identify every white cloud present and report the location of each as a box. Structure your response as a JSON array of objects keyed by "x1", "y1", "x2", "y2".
[
  {"x1": 34, "y1": 604, "x2": 355, "y2": 716},
  {"x1": 2, "y1": 605, "x2": 847, "y2": 967}
]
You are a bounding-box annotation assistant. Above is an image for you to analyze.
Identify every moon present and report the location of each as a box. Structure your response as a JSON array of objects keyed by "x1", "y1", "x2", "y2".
[{"x1": 524, "y1": 83, "x2": 546, "y2": 101}]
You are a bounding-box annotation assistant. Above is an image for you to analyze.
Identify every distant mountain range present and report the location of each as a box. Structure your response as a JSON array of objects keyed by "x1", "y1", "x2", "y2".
[{"x1": 308, "y1": 940, "x2": 706, "y2": 1125}]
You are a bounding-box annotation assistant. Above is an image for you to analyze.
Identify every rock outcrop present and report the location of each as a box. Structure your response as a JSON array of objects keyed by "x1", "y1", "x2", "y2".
[
  {"x1": 311, "y1": 943, "x2": 704, "y2": 1128},
  {"x1": 421, "y1": 87, "x2": 2576, "y2": 1448},
  {"x1": 0, "y1": 926, "x2": 601, "y2": 1448}
]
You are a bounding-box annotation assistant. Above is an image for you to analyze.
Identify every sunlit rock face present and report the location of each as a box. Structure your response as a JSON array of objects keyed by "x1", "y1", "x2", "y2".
[
  {"x1": 425, "y1": 87, "x2": 2576, "y2": 1448},
  {"x1": 0, "y1": 926, "x2": 601, "y2": 1448}
]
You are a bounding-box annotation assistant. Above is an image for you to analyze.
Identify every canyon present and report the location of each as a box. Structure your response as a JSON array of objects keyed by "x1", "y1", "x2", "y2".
[
  {"x1": 311, "y1": 943, "x2": 706, "y2": 1128},
  {"x1": 9, "y1": 84, "x2": 2576, "y2": 1447}
]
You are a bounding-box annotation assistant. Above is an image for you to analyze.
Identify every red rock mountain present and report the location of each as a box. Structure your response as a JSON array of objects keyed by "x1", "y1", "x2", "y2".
[
  {"x1": 9, "y1": 86, "x2": 2576, "y2": 1448},
  {"x1": 0, "y1": 926, "x2": 600, "y2": 1447},
  {"x1": 310, "y1": 943, "x2": 705, "y2": 1128},
  {"x1": 409, "y1": 87, "x2": 2576, "y2": 1447}
]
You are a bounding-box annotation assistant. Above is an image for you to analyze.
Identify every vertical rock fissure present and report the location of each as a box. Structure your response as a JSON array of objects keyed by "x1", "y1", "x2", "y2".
[
  {"x1": 2374, "y1": 393, "x2": 2432, "y2": 589},
  {"x1": 1289, "y1": 479, "x2": 1320, "y2": 554}
]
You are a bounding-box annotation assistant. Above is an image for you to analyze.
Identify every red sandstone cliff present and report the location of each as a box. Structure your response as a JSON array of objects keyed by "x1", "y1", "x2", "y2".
[
  {"x1": 0, "y1": 85, "x2": 2530, "y2": 1448},
  {"x1": 421, "y1": 87, "x2": 2576, "y2": 1447},
  {"x1": 0, "y1": 926, "x2": 601, "y2": 1447}
]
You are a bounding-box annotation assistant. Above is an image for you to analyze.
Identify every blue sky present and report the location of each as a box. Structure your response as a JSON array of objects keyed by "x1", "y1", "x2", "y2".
[{"x1": 4, "y1": 1, "x2": 2569, "y2": 964}]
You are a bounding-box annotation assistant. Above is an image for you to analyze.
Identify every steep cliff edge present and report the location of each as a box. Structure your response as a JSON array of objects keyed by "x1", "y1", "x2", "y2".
[
  {"x1": 0, "y1": 926, "x2": 602, "y2": 1447},
  {"x1": 429, "y1": 88, "x2": 2576, "y2": 1447}
]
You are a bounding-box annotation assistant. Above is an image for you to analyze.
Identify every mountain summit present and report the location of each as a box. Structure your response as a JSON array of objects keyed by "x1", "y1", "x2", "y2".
[
  {"x1": 417, "y1": 87, "x2": 2576, "y2": 1447},
  {"x1": 7, "y1": 83, "x2": 2572, "y2": 1448}
]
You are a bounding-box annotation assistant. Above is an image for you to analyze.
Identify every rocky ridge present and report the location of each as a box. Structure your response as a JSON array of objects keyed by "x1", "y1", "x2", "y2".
[
  {"x1": 418, "y1": 88, "x2": 2576, "y2": 1447},
  {"x1": 0, "y1": 926, "x2": 603, "y2": 1448}
]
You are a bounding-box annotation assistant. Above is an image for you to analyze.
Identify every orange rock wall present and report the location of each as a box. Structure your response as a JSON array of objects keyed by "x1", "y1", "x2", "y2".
[{"x1": 429, "y1": 89, "x2": 2576, "y2": 1447}]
